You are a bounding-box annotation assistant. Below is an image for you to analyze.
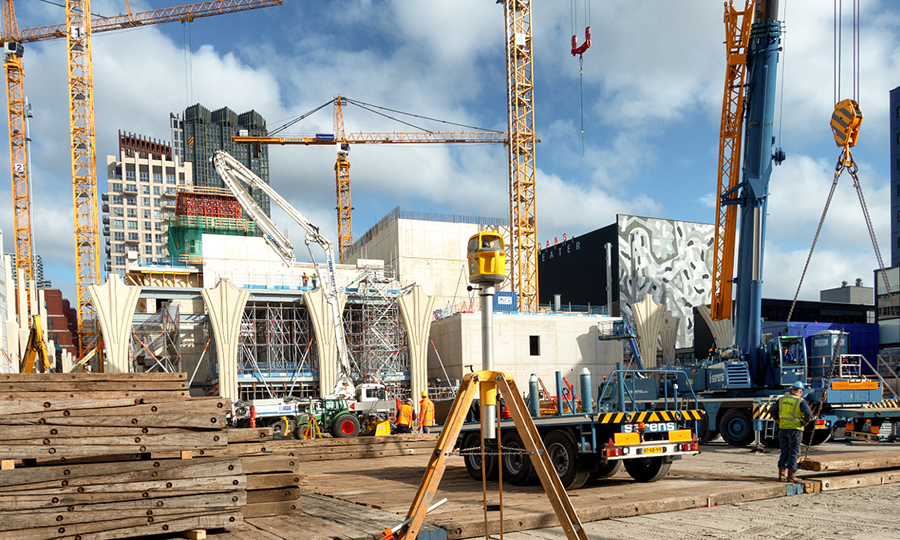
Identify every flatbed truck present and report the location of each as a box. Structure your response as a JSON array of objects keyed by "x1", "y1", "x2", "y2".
[{"x1": 455, "y1": 364, "x2": 703, "y2": 489}]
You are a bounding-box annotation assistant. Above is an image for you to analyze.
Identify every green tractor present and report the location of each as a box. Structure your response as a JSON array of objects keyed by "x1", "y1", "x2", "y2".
[{"x1": 296, "y1": 398, "x2": 360, "y2": 439}]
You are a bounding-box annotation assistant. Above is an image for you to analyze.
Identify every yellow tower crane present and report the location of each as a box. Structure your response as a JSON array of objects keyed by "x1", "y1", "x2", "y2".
[
  {"x1": 1, "y1": 0, "x2": 34, "y2": 319},
  {"x1": 501, "y1": 0, "x2": 539, "y2": 312},
  {"x1": 234, "y1": 96, "x2": 509, "y2": 262},
  {"x1": 4, "y1": 0, "x2": 282, "y2": 355}
]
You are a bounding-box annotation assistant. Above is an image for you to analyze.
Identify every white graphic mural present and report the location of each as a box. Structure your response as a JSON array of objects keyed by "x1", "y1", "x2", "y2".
[{"x1": 617, "y1": 215, "x2": 714, "y2": 349}]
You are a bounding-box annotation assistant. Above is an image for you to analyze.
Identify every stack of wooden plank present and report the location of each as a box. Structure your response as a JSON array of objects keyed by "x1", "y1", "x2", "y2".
[
  {"x1": 242, "y1": 455, "x2": 306, "y2": 518},
  {"x1": 0, "y1": 372, "x2": 227, "y2": 461},
  {"x1": 0, "y1": 372, "x2": 243, "y2": 539},
  {"x1": 0, "y1": 457, "x2": 244, "y2": 539}
]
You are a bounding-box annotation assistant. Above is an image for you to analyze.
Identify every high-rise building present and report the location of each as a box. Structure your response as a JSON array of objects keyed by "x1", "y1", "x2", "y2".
[
  {"x1": 891, "y1": 85, "x2": 900, "y2": 267},
  {"x1": 105, "y1": 132, "x2": 193, "y2": 275},
  {"x1": 9, "y1": 253, "x2": 52, "y2": 289},
  {"x1": 171, "y1": 104, "x2": 270, "y2": 215}
]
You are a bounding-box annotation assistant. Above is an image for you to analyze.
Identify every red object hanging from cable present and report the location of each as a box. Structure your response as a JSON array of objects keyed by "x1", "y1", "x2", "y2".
[
  {"x1": 571, "y1": 0, "x2": 592, "y2": 56},
  {"x1": 571, "y1": 26, "x2": 591, "y2": 56}
]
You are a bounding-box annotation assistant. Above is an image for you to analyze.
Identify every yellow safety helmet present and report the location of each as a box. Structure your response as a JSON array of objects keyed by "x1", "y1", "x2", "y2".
[{"x1": 421, "y1": 390, "x2": 428, "y2": 398}]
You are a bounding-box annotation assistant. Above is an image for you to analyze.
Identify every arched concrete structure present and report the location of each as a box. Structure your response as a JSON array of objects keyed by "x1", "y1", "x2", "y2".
[
  {"x1": 632, "y1": 293, "x2": 664, "y2": 369},
  {"x1": 89, "y1": 274, "x2": 141, "y2": 373},
  {"x1": 398, "y1": 285, "x2": 435, "y2": 401},
  {"x1": 303, "y1": 287, "x2": 347, "y2": 397},
  {"x1": 659, "y1": 311, "x2": 680, "y2": 366},
  {"x1": 202, "y1": 279, "x2": 249, "y2": 402},
  {"x1": 697, "y1": 304, "x2": 734, "y2": 352}
]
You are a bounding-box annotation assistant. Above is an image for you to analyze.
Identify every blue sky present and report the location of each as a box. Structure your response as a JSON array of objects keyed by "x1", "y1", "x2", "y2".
[{"x1": 2, "y1": 0, "x2": 900, "y2": 305}]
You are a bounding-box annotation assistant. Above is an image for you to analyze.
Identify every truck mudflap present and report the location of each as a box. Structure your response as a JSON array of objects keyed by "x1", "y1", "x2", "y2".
[{"x1": 603, "y1": 428, "x2": 700, "y2": 461}]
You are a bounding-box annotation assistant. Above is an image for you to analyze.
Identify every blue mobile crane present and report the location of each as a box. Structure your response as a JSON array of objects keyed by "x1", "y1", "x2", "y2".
[{"x1": 667, "y1": 0, "x2": 893, "y2": 447}]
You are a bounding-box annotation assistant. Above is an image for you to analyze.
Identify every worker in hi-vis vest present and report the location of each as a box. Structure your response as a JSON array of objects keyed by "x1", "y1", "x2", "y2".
[
  {"x1": 397, "y1": 398, "x2": 415, "y2": 434},
  {"x1": 769, "y1": 381, "x2": 813, "y2": 482},
  {"x1": 418, "y1": 391, "x2": 435, "y2": 433}
]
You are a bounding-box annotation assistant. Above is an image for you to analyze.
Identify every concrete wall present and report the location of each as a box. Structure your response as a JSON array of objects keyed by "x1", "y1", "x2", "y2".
[
  {"x1": 428, "y1": 312, "x2": 624, "y2": 388},
  {"x1": 347, "y1": 218, "x2": 511, "y2": 315},
  {"x1": 202, "y1": 235, "x2": 373, "y2": 290}
]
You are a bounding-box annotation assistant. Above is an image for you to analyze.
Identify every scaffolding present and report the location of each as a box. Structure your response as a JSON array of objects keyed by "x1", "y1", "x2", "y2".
[
  {"x1": 236, "y1": 300, "x2": 319, "y2": 401},
  {"x1": 344, "y1": 270, "x2": 409, "y2": 390},
  {"x1": 131, "y1": 303, "x2": 181, "y2": 373}
]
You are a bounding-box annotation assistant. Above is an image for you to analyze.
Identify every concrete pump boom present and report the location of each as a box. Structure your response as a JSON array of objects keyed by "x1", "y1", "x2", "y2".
[{"x1": 212, "y1": 150, "x2": 354, "y2": 397}]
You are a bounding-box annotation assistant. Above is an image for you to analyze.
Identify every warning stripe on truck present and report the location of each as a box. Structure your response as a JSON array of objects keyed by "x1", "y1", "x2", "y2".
[
  {"x1": 598, "y1": 410, "x2": 703, "y2": 424},
  {"x1": 862, "y1": 399, "x2": 900, "y2": 409}
]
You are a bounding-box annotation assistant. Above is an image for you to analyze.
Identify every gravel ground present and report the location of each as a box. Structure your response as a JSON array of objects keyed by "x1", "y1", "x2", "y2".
[
  {"x1": 490, "y1": 482, "x2": 900, "y2": 540},
  {"x1": 472, "y1": 440, "x2": 900, "y2": 540}
]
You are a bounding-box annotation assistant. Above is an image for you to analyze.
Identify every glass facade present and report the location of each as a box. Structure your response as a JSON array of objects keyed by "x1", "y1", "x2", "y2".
[{"x1": 172, "y1": 104, "x2": 271, "y2": 215}]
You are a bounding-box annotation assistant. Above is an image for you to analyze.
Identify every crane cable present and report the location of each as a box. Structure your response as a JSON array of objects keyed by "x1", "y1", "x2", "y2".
[
  {"x1": 786, "y1": 0, "x2": 891, "y2": 324},
  {"x1": 571, "y1": 0, "x2": 591, "y2": 157}
]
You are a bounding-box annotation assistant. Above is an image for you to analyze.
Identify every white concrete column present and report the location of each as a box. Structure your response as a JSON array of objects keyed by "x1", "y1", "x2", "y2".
[
  {"x1": 304, "y1": 287, "x2": 347, "y2": 397},
  {"x1": 659, "y1": 311, "x2": 680, "y2": 366},
  {"x1": 631, "y1": 293, "x2": 664, "y2": 369},
  {"x1": 89, "y1": 274, "x2": 141, "y2": 373},
  {"x1": 202, "y1": 279, "x2": 249, "y2": 402},
  {"x1": 398, "y1": 285, "x2": 436, "y2": 401}
]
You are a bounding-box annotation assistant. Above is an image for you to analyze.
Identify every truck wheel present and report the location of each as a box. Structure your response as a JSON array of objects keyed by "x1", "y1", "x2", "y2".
[
  {"x1": 803, "y1": 426, "x2": 833, "y2": 446},
  {"x1": 332, "y1": 414, "x2": 360, "y2": 438},
  {"x1": 624, "y1": 457, "x2": 671, "y2": 482},
  {"x1": 462, "y1": 432, "x2": 498, "y2": 481},
  {"x1": 500, "y1": 431, "x2": 536, "y2": 486},
  {"x1": 544, "y1": 430, "x2": 589, "y2": 490},
  {"x1": 590, "y1": 460, "x2": 622, "y2": 482},
  {"x1": 719, "y1": 408, "x2": 755, "y2": 447},
  {"x1": 697, "y1": 415, "x2": 718, "y2": 444}
]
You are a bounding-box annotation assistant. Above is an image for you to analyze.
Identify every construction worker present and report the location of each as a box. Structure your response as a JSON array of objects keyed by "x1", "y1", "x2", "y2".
[
  {"x1": 418, "y1": 391, "x2": 435, "y2": 434},
  {"x1": 397, "y1": 398, "x2": 415, "y2": 434},
  {"x1": 769, "y1": 381, "x2": 813, "y2": 482}
]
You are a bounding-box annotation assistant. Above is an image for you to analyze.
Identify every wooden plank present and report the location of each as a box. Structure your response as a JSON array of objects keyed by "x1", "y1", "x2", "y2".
[
  {"x1": 0, "y1": 390, "x2": 191, "y2": 401},
  {"x1": 0, "y1": 381, "x2": 189, "y2": 392},
  {"x1": 0, "y1": 425, "x2": 222, "y2": 441},
  {"x1": 0, "y1": 430, "x2": 226, "y2": 449},
  {"x1": 0, "y1": 460, "x2": 12, "y2": 470},
  {"x1": 0, "y1": 491, "x2": 245, "y2": 513},
  {"x1": 0, "y1": 459, "x2": 242, "y2": 492},
  {"x1": 0, "y1": 372, "x2": 187, "y2": 382},
  {"x1": 184, "y1": 530, "x2": 208, "y2": 540},
  {"x1": 246, "y1": 487, "x2": 300, "y2": 504},
  {"x1": 241, "y1": 500, "x2": 300, "y2": 518},
  {"x1": 798, "y1": 450, "x2": 900, "y2": 472},
  {"x1": 0, "y1": 492, "x2": 246, "y2": 512},
  {"x1": 0, "y1": 441, "x2": 228, "y2": 460},
  {"x1": 0, "y1": 510, "x2": 241, "y2": 540},
  {"x1": 815, "y1": 469, "x2": 900, "y2": 490},
  {"x1": 240, "y1": 456, "x2": 299, "y2": 475},
  {"x1": 5, "y1": 475, "x2": 245, "y2": 496},
  {"x1": 226, "y1": 428, "x2": 273, "y2": 443},
  {"x1": 1, "y1": 505, "x2": 238, "y2": 531},
  {"x1": 245, "y1": 473, "x2": 302, "y2": 491},
  {"x1": 0, "y1": 398, "x2": 141, "y2": 415}
]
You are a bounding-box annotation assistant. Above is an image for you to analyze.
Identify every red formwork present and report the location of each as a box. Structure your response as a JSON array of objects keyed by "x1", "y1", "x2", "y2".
[{"x1": 176, "y1": 187, "x2": 242, "y2": 218}]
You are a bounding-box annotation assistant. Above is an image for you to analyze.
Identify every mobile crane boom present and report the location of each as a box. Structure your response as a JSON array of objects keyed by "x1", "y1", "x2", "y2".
[{"x1": 212, "y1": 150, "x2": 354, "y2": 396}]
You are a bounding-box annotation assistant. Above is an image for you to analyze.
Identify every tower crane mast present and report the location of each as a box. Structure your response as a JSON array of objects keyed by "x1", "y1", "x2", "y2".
[
  {"x1": 2, "y1": 0, "x2": 33, "y2": 318},
  {"x1": 1, "y1": 0, "x2": 282, "y2": 356},
  {"x1": 501, "y1": 0, "x2": 538, "y2": 312}
]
